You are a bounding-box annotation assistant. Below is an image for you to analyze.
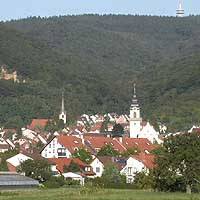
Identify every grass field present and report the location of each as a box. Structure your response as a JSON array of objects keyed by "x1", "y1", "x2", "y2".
[{"x1": 0, "y1": 188, "x2": 200, "y2": 200}]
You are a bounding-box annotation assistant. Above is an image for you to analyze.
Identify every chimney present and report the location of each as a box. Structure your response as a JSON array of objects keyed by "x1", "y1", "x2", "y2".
[{"x1": 119, "y1": 137, "x2": 123, "y2": 143}]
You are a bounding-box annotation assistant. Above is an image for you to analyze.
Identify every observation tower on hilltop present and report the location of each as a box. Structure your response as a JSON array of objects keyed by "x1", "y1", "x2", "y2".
[{"x1": 176, "y1": 0, "x2": 184, "y2": 17}]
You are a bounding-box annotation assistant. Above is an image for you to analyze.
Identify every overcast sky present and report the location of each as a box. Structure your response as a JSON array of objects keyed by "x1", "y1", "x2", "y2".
[{"x1": 0, "y1": 0, "x2": 199, "y2": 21}]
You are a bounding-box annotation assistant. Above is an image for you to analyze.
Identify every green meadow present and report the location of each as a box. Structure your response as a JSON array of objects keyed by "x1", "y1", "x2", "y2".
[{"x1": 0, "y1": 189, "x2": 200, "y2": 200}]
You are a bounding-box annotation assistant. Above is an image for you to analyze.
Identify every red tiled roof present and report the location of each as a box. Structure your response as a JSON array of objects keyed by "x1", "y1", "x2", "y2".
[
  {"x1": 48, "y1": 158, "x2": 88, "y2": 173},
  {"x1": 98, "y1": 156, "x2": 127, "y2": 171},
  {"x1": 133, "y1": 153, "x2": 155, "y2": 169},
  {"x1": 90, "y1": 122, "x2": 103, "y2": 132},
  {"x1": 57, "y1": 135, "x2": 84, "y2": 153},
  {"x1": 193, "y1": 128, "x2": 200, "y2": 133},
  {"x1": 84, "y1": 136, "x2": 126, "y2": 153},
  {"x1": 28, "y1": 119, "x2": 49, "y2": 130},
  {"x1": 122, "y1": 137, "x2": 156, "y2": 153}
]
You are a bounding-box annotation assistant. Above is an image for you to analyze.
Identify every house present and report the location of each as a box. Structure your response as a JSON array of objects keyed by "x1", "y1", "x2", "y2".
[
  {"x1": 121, "y1": 137, "x2": 156, "y2": 153},
  {"x1": 121, "y1": 153, "x2": 155, "y2": 183},
  {"x1": 21, "y1": 128, "x2": 39, "y2": 142},
  {"x1": 0, "y1": 138, "x2": 13, "y2": 153},
  {"x1": 41, "y1": 135, "x2": 84, "y2": 158},
  {"x1": 48, "y1": 157, "x2": 94, "y2": 179},
  {"x1": 6, "y1": 153, "x2": 32, "y2": 172},
  {"x1": 61, "y1": 172, "x2": 85, "y2": 186},
  {"x1": 90, "y1": 157, "x2": 104, "y2": 177},
  {"x1": 84, "y1": 136, "x2": 126, "y2": 154},
  {"x1": 0, "y1": 172, "x2": 39, "y2": 189},
  {"x1": 28, "y1": 119, "x2": 49, "y2": 130},
  {"x1": 90, "y1": 156, "x2": 127, "y2": 178},
  {"x1": 140, "y1": 122, "x2": 162, "y2": 144}
]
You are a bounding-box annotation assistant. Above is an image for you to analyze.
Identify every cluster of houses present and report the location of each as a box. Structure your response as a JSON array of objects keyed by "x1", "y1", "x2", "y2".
[{"x1": 1, "y1": 86, "x2": 199, "y2": 187}]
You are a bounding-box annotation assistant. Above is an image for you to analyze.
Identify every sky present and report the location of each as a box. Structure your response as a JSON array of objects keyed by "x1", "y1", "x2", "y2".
[{"x1": 0, "y1": 0, "x2": 199, "y2": 21}]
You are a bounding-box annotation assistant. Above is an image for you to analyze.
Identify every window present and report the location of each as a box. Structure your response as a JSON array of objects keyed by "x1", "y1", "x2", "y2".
[
  {"x1": 134, "y1": 112, "x2": 137, "y2": 118},
  {"x1": 57, "y1": 148, "x2": 66, "y2": 157},
  {"x1": 85, "y1": 167, "x2": 91, "y2": 172},
  {"x1": 128, "y1": 167, "x2": 132, "y2": 175},
  {"x1": 96, "y1": 167, "x2": 100, "y2": 173},
  {"x1": 127, "y1": 178, "x2": 132, "y2": 184},
  {"x1": 49, "y1": 144, "x2": 51, "y2": 148}
]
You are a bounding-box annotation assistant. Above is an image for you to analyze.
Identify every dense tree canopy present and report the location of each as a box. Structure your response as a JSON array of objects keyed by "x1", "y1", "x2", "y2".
[
  {"x1": 0, "y1": 15, "x2": 199, "y2": 131},
  {"x1": 154, "y1": 133, "x2": 200, "y2": 193}
]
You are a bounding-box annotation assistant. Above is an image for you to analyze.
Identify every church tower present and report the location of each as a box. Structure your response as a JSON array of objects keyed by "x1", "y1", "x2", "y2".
[
  {"x1": 176, "y1": 0, "x2": 184, "y2": 17},
  {"x1": 59, "y1": 92, "x2": 67, "y2": 124},
  {"x1": 129, "y1": 84, "x2": 142, "y2": 138}
]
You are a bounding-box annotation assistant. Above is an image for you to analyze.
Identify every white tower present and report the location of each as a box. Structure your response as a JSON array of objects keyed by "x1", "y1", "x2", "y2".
[
  {"x1": 59, "y1": 92, "x2": 67, "y2": 124},
  {"x1": 176, "y1": 0, "x2": 184, "y2": 17},
  {"x1": 129, "y1": 84, "x2": 142, "y2": 138}
]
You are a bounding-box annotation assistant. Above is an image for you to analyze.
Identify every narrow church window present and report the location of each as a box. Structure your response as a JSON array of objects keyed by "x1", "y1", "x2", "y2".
[{"x1": 134, "y1": 112, "x2": 137, "y2": 118}]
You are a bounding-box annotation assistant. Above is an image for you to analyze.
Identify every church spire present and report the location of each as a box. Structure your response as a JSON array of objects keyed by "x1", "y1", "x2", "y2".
[
  {"x1": 61, "y1": 91, "x2": 65, "y2": 113},
  {"x1": 59, "y1": 91, "x2": 67, "y2": 124}
]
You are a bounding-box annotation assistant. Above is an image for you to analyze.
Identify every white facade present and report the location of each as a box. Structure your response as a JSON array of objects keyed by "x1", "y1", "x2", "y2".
[
  {"x1": 22, "y1": 128, "x2": 39, "y2": 142},
  {"x1": 6, "y1": 153, "x2": 32, "y2": 168},
  {"x1": 120, "y1": 157, "x2": 146, "y2": 183},
  {"x1": 41, "y1": 137, "x2": 71, "y2": 158},
  {"x1": 90, "y1": 158, "x2": 104, "y2": 178},
  {"x1": 129, "y1": 85, "x2": 162, "y2": 144},
  {"x1": 140, "y1": 122, "x2": 162, "y2": 144},
  {"x1": 129, "y1": 84, "x2": 142, "y2": 138}
]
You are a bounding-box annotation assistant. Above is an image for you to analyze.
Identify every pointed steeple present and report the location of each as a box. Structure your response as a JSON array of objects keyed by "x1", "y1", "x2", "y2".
[
  {"x1": 61, "y1": 91, "x2": 65, "y2": 113},
  {"x1": 59, "y1": 91, "x2": 67, "y2": 124}
]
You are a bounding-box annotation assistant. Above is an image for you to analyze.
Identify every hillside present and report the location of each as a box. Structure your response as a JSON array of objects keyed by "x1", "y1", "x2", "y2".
[{"x1": 0, "y1": 15, "x2": 200, "y2": 131}]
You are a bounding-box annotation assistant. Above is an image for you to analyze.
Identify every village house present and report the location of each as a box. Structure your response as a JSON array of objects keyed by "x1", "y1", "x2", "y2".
[
  {"x1": 121, "y1": 153, "x2": 155, "y2": 183},
  {"x1": 41, "y1": 135, "x2": 84, "y2": 159},
  {"x1": 90, "y1": 157, "x2": 104, "y2": 177},
  {"x1": 6, "y1": 153, "x2": 33, "y2": 172}
]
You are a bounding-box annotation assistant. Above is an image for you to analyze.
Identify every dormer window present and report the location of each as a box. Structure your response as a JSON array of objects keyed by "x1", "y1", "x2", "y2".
[
  {"x1": 74, "y1": 141, "x2": 79, "y2": 144},
  {"x1": 85, "y1": 167, "x2": 91, "y2": 172},
  {"x1": 74, "y1": 147, "x2": 79, "y2": 151}
]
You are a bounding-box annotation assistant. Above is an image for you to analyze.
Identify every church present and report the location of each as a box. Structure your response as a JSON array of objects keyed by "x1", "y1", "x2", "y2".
[{"x1": 129, "y1": 84, "x2": 162, "y2": 144}]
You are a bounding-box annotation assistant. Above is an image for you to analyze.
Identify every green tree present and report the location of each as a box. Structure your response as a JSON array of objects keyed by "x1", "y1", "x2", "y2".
[
  {"x1": 18, "y1": 159, "x2": 52, "y2": 182},
  {"x1": 154, "y1": 132, "x2": 200, "y2": 194},
  {"x1": 112, "y1": 124, "x2": 124, "y2": 137},
  {"x1": 121, "y1": 147, "x2": 140, "y2": 158},
  {"x1": 134, "y1": 171, "x2": 155, "y2": 189},
  {"x1": 65, "y1": 161, "x2": 80, "y2": 173},
  {"x1": 102, "y1": 164, "x2": 126, "y2": 186},
  {"x1": 72, "y1": 148, "x2": 92, "y2": 164},
  {"x1": 97, "y1": 144, "x2": 119, "y2": 157}
]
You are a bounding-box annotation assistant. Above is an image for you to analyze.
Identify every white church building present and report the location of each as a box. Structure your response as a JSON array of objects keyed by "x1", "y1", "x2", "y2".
[{"x1": 129, "y1": 84, "x2": 162, "y2": 144}]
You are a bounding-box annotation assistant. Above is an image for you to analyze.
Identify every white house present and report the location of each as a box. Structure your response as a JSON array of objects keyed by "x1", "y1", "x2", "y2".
[
  {"x1": 41, "y1": 135, "x2": 83, "y2": 159},
  {"x1": 140, "y1": 122, "x2": 162, "y2": 144},
  {"x1": 6, "y1": 153, "x2": 32, "y2": 172},
  {"x1": 21, "y1": 128, "x2": 39, "y2": 142},
  {"x1": 121, "y1": 153, "x2": 155, "y2": 183},
  {"x1": 90, "y1": 157, "x2": 104, "y2": 178},
  {"x1": 121, "y1": 157, "x2": 145, "y2": 183}
]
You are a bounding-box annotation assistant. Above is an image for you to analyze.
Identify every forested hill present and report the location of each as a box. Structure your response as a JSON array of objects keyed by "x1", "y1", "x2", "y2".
[{"x1": 0, "y1": 15, "x2": 200, "y2": 131}]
